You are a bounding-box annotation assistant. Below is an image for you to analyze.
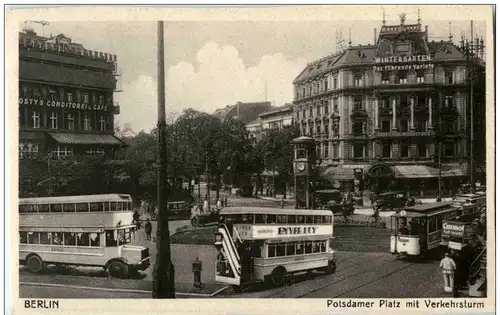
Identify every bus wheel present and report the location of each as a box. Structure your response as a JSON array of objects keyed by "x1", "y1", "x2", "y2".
[
  {"x1": 108, "y1": 261, "x2": 129, "y2": 279},
  {"x1": 325, "y1": 260, "x2": 336, "y2": 275},
  {"x1": 270, "y1": 267, "x2": 287, "y2": 286},
  {"x1": 26, "y1": 255, "x2": 44, "y2": 273}
]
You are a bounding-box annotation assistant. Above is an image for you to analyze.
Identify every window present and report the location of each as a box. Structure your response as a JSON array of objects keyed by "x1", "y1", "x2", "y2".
[
  {"x1": 332, "y1": 98, "x2": 339, "y2": 112},
  {"x1": 443, "y1": 121, "x2": 456, "y2": 134},
  {"x1": 323, "y1": 123, "x2": 329, "y2": 134},
  {"x1": 84, "y1": 93, "x2": 89, "y2": 103},
  {"x1": 309, "y1": 125, "x2": 313, "y2": 136},
  {"x1": 381, "y1": 72, "x2": 390, "y2": 84},
  {"x1": 444, "y1": 142, "x2": 455, "y2": 157},
  {"x1": 105, "y1": 231, "x2": 118, "y2": 247},
  {"x1": 267, "y1": 243, "x2": 276, "y2": 257},
  {"x1": 39, "y1": 204, "x2": 50, "y2": 213},
  {"x1": 286, "y1": 243, "x2": 295, "y2": 256},
  {"x1": 63, "y1": 203, "x2": 75, "y2": 212},
  {"x1": 99, "y1": 116, "x2": 107, "y2": 131},
  {"x1": 296, "y1": 111, "x2": 300, "y2": 120},
  {"x1": 64, "y1": 232, "x2": 76, "y2": 246},
  {"x1": 302, "y1": 109, "x2": 306, "y2": 118},
  {"x1": 27, "y1": 232, "x2": 40, "y2": 244},
  {"x1": 67, "y1": 93, "x2": 73, "y2": 102},
  {"x1": 353, "y1": 144, "x2": 365, "y2": 158},
  {"x1": 445, "y1": 96, "x2": 453, "y2": 108},
  {"x1": 296, "y1": 243, "x2": 304, "y2": 255},
  {"x1": 416, "y1": 119, "x2": 427, "y2": 132},
  {"x1": 352, "y1": 122, "x2": 365, "y2": 134},
  {"x1": 67, "y1": 114, "x2": 75, "y2": 130},
  {"x1": 332, "y1": 143, "x2": 339, "y2": 159},
  {"x1": 316, "y1": 124, "x2": 321, "y2": 135},
  {"x1": 381, "y1": 120, "x2": 391, "y2": 132},
  {"x1": 76, "y1": 203, "x2": 89, "y2": 212},
  {"x1": 90, "y1": 233, "x2": 100, "y2": 247},
  {"x1": 324, "y1": 80, "x2": 328, "y2": 91},
  {"x1": 309, "y1": 108, "x2": 313, "y2": 117},
  {"x1": 19, "y1": 232, "x2": 28, "y2": 244},
  {"x1": 354, "y1": 74, "x2": 363, "y2": 87},
  {"x1": 77, "y1": 233, "x2": 90, "y2": 246},
  {"x1": 445, "y1": 70, "x2": 453, "y2": 84},
  {"x1": 332, "y1": 123, "x2": 339, "y2": 136},
  {"x1": 400, "y1": 141, "x2": 409, "y2": 157},
  {"x1": 117, "y1": 228, "x2": 132, "y2": 245},
  {"x1": 276, "y1": 243, "x2": 286, "y2": 256},
  {"x1": 354, "y1": 97, "x2": 363, "y2": 110},
  {"x1": 399, "y1": 71, "x2": 408, "y2": 84},
  {"x1": 52, "y1": 232, "x2": 63, "y2": 245},
  {"x1": 304, "y1": 241, "x2": 313, "y2": 254},
  {"x1": 416, "y1": 70, "x2": 425, "y2": 83},
  {"x1": 83, "y1": 114, "x2": 91, "y2": 131},
  {"x1": 323, "y1": 143, "x2": 329, "y2": 158},
  {"x1": 316, "y1": 105, "x2": 321, "y2": 116},
  {"x1": 19, "y1": 142, "x2": 39, "y2": 159},
  {"x1": 50, "y1": 91, "x2": 56, "y2": 101},
  {"x1": 400, "y1": 120, "x2": 409, "y2": 132},
  {"x1": 32, "y1": 111, "x2": 40, "y2": 128},
  {"x1": 99, "y1": 95, "x2": 104, "y2": 105},
  {"x1": 428, "y1": 216, "x2": 438, "y2": 233},
  {"x1": 417, "y1": 142, "x2": 427, "y2": 157},
  {"x1": 333, "y1": 76, "x2": 338, "y2": 89},
  {"x1": 51, "y1": 147, "x2": 73, "y2": 157},
  {"x1": 90, "y1": 202, "x2": 104, "y2": 212},
  {"x1": 51, "y1": 204, "x2": 62, "y2": 213},
  {"x1": 49, "y1": 112, "x2": 58, "y2": 129},
  {"x1": 296, "y1": 148, "x2": 306, "y2": 159},
  {"x1": 382, "y1": 140, "x2": 392, "y2": 158},
  {"x1": 324, "y1": 102, "x2": 329, "y2": 114},
  {"x1": 382, "y1": 98, "x2": 391, "y2": 109},
  {"x1": 40, "y1": 232, "x2": 51, "y2": 245}
]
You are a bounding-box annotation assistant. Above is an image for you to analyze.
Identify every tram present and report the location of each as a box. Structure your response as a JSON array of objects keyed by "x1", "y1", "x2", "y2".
[
  {"x1": 390, "y1": 201, "x2": 461, "y2": 258},
  {"x1": 214, "y1": 207, "x2": 336, "y2": 291}
]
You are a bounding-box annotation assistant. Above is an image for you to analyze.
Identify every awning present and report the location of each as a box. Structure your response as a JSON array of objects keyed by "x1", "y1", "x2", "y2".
[
  {"x1": 318, "y1": 166, "x2": 355, "y2": 181},
  {"x1": 394, "y1": 165, "x2": 467, "y2": 178},
  {"x1": 48, "y1": 132, "x2": 126, "y2": 146}
]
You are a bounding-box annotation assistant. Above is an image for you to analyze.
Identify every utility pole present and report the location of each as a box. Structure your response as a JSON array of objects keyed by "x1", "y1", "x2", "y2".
[
  {"x1": 152, "y1": 20, "x2": 175, "y2": 299},
  {"x1": 205, "y1": 151, "x2": 210, "y2": 208},
  {"x1": 469, "y1": 20, "x2": 475, "y2": 193}
]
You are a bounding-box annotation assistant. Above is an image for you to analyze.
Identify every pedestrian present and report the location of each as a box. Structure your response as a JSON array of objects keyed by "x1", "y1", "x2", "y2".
[
  {"x1": 216, "y1": 198, "x2": 222, "y2": 211},
  {"x1": 439, "y1": 252, "x2": 457, "y2": 293},
  {"x1": 203, "y1": 196, "x2": 209, "y2": 214},
  {"x1": 145, "y1": 219, "x2": 152, "y2": 241},
  {"x1": 280, "y1": 197, "x2": 285, "y2": 209}
]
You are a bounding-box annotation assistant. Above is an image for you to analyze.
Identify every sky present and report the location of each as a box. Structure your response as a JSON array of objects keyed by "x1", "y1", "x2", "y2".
[{"x1": 22, "y1": 8, "x2": 487, "y2": 133}]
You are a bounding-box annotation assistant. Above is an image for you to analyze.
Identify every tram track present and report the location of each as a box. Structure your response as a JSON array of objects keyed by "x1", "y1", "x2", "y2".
[
  {"x1": 297, "y1": 261, "x2": 417, "y2": 298},
  {"x1": 261, "y1": 253, "x2": 396, "y2": 298}
]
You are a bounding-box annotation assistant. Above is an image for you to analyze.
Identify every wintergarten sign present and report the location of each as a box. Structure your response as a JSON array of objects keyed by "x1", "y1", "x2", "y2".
[{"x1": 373, "y1": 55, "x2": 434, "y2": 72}]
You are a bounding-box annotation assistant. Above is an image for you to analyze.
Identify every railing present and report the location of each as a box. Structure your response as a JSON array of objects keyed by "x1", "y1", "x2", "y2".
[{"x1": 469, "y1": 247, "x2": 486, "y2": 280}]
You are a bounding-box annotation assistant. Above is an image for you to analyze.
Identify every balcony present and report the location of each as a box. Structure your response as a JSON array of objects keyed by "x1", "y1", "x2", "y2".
[
  {"x1": 345, "y1": 133, "x2": 369, "y2": 140},
  {"x1": 350, "y1": 108, "x2": 368, "y2": 121},
  {"x1": 374, "y1": 130, "x2": 436, "y2": 138}
]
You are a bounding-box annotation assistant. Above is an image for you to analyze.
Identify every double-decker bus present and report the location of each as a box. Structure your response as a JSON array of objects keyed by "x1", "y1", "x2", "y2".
[
  {"x1": 390, "y1": 201, "x2": 461, "y2": 258},
  {"x1": 214, "y1": 207, "x2": 336, "y2": 291},
  {"x1": 19, "y1": 194, "x2": 150, "y2": 279}
]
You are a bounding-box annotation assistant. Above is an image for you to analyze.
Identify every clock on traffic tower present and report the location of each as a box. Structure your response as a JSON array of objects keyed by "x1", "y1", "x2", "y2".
[{"x1": 292, "y1": 136, "x2": 316, "y2": 209}]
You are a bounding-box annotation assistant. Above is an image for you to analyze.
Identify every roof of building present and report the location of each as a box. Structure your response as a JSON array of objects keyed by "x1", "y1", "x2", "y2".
[
  {"x1": 259, "y1": 103, "x2": 293, "y2": 118},
  {"x1": 246, "y1": 118, "x2": 262, "y2": 126},
  {"x1": 212, "y1": 101, "x2": 272, "y2": 125},
  {"x1": 294, "y1": 23, "x2": 482, "y2": 84}
]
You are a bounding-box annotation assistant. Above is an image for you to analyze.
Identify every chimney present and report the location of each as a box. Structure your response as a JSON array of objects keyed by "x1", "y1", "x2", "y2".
[
  {"x1": 425, "y1": 25, "x2": 428, "y2": 42},
  {"x1": 374, "y1": 28, "x2": 377, "y2": 45}
]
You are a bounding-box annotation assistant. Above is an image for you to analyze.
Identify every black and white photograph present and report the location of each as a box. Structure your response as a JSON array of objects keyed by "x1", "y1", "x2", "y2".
[{"x1": 9, "y1": 4, "x2": 493, "y2": 309}]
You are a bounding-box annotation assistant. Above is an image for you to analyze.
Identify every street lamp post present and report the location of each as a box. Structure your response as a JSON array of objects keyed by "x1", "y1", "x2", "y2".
[{"x1": 152, "y1": 20, "x2": 175, "y2": 299}]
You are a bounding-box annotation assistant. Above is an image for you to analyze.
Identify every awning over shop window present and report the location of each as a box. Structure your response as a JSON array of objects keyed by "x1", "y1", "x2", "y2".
[
  {"x1": 48, "y1": 132, "x2": 126, "y2": 146},
  {"x1": 317, "y1": 166, "x2": 355, "y2": 181},
  {"x1": 394, "y1": 165, "x2": 466, "y2": 178}
]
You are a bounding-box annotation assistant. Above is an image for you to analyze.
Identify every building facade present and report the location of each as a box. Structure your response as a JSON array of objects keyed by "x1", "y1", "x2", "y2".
[
  {"x1": 213, "y1": 101, "x2": 271, "y2": 125},
  {"x1": 292, "y1": 17, "x2": 485, "y2": 196},
  {"x1": 246, "y1": 103, "x2": 293, "y2": 141},
  {"x1": 19, "y1": 30, "x2": 124, "y2": 161}
]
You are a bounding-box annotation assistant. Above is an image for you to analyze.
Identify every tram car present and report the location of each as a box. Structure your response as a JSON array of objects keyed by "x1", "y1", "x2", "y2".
[{"x1": 390, "y1": 201, "x2": 460, "y2": 259}]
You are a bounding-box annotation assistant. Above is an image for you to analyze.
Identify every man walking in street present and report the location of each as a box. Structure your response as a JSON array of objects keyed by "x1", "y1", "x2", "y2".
[
  {"x1": 439, "y1": 252, "x2": 457, "y2": 293},
  {"x1": 203, "y1": 196, "x2": 209, "y2": 214},
  {"x1": 145, "y1": 219, "x2": 152, "y2": 241}
]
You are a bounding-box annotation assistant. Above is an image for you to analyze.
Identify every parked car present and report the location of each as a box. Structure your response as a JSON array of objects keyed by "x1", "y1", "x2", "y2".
[
  {"x1": 373, "y1": 191, "x2": 407, "y2": 211},
  {"x1": 314, "y1": 189, "x2": 353, "y2": 215},
  {"x1": 191, "y1": 208, "x2": 221, "y2": 228}
]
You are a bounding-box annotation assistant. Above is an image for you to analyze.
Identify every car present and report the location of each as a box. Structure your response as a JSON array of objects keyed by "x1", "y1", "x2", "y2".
[
  {"x1": 314, "y1": 189, "x2": 354, "y2": 215},
  {"x1": 373, "y1": 191, "x2": 407, "y2": 211},
  {"x1": 191, "y1": 208, "x2": 221, "y2": 228}
]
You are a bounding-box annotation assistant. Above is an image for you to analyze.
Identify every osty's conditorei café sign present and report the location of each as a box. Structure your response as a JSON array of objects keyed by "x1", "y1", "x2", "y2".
[
  {"x1": 373, "y1": 55, "x2": 434, "y2": 72},
  {"x1": 19, "y1": 98, "x2": 108, "y2": 111}
]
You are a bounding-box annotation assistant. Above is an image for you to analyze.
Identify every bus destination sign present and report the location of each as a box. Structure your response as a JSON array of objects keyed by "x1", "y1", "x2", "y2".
[{"x1": 278, "y1": 226, "x2": 317, "y2": 235}]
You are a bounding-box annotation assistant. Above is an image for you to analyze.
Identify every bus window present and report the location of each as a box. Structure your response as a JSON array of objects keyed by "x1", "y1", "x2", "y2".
[
  {"x1": 18, "y1": 205, "x2": 27, "y2": 213},
  {"x1": 27, "y1": 232, "x2": 39, "y2": 244},
  {"x1": 254, "y1": 214, "x2": 266, "y2": 224},
  {"x1": 428, "y1": 216, "x2": 438, "y2": 233},
  {"x1": 77, "y1": 233, "x2": 90, "y2": 246},
  {"x1": 19, "y1": 232, "x2": 28, "y2": 244},
  {"x1": 76, "y1": 203, "x2": 89, "y2": 212},
  {"x1": 297, "y1": 216, "x2": 305, "y2": 224},
  {"x1": 63, "y1": 203, "x2": 75, "y2": 212},
  {"x1": 288, "y1": 216, "x2": 297, "y2": 224},
  {"x1": 117, "y1": 228, "x2": 132, "y2": 245},
  {"x1": 105, "y1": 231, "x2": 117, "y2": 247},
  {"x1": 437, "y1": 216, "x2": 443, "y2": 230},
  {"x1": 324, "y1": 216, "x2": 332, "y2": 224},
  {"x1": 110, "y1": 202, "x2": 118, "y2": 211},
  {"x1": 51, "y1": 204, "x2": 62, "y2": 213},
  {"x1": 286, "y1": 243, "x2": 295, "y2": 256},
  {"x1": 117, "y1": 202, "x2": 123, "y2": 211},
  {"x1": 64, "y1": 232, "x2": 76, "y2": 246},
  {"x1": 313, "y1": 241, "x2": 321, "y2": 253},
  {"x1": 305, "y1": 241, "x2": 312, "y2": 254},
  {"x1": 268, "y1": 244, "x2": 276, "y2": 258},
  {"x1": 122, "y1": 202, "x2": 129, "y2": 211},
  {"x1": 39, "y1": 204, "x2": 50, "y2": 213},
  {"x1": 296, "y1": 243, "x2": 304, "y2": 255},
  {"x1": 277, "y1": 215, "x2": 287, "y2": 224},
  {"x1": 320, "y1": 241, "x2": 326, "y2": 252},
  {"x1": 104, "y1": 202, "x2": 110, "y2": 211},
  {"x1": 90, "y1": 233, "x2": 100, "y2": 247},
  {"x1": 240, "y1": 214, "x2": 251, "y2": 223},
  {"x1": 276, "y1": 243, "x2": 286, "y2": 257},
  {"x1": 305, "y1": 216, "x2": 313, "y2": 224},
  {"x1": 40, "y1": 232, "x2": 51, "y2": 245},
  {"x1": 314, "y1": 216, "x2": 322, "y2": 223},
  {"x1": 267, "y1": 215, "x2": 277, "y2": 224},
  {"x1": 52, "y1": 232, "x2": 63, "y2": 245},
  {"x1": 90, "y1": 202, "x2": 104, "y2": 212},
  {"x1": 26, "y1": 205, "x2": 37, "y2": 213}
]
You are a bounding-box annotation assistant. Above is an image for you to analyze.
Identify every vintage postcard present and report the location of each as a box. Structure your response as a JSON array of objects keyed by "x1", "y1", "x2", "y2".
[{"x1": 6, "y1": 4, "x2": 495, "y2": 315}]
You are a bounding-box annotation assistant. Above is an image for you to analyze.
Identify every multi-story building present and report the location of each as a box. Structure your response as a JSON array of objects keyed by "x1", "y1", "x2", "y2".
[
  {"x1": 213, "y1": 101, "x2": 271, "y2": 125},
  {"x1": 292, "y1": 15, "x2": 485, "y2": 196},
  {"x1": 19, "y1": 29, "x2": 123, "y2": 161},
  {"x1": 246, "y1": 103, "x2": 293, "y2": 141}
]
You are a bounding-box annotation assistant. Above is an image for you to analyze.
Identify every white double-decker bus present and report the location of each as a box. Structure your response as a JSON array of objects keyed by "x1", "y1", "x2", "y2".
[
  {"x1": 214, "y1": 207, "x2": 336, "y2": 291},
  {"x1": 19, "y1": 194, "x2": 150, "y2": 278}
]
